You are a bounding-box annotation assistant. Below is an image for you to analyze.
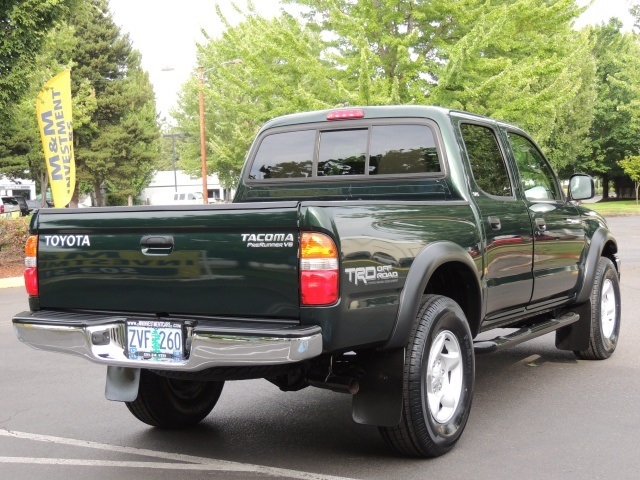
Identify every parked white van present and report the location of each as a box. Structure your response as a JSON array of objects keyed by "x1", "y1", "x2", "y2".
[{"x1": 172, "y1": 192, "x2": 204, "y2": 204}]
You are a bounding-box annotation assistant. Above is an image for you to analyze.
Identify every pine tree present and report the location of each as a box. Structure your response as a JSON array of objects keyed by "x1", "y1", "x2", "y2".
[{"x1": 69, "y1": 0, "x2": 161, "y2": 206}]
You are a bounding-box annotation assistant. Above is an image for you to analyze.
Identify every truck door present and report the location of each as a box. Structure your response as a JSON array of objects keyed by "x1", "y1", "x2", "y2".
[
  {"x1": 457, "y1": 121, "x2": 534, "y2": 316},
  {"x1": 504, "y1": 130, "x2": 585, "y2": 302}
]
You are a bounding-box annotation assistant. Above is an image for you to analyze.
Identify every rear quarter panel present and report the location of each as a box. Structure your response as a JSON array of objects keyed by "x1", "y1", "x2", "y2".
[{"x1": 299, "y1": 202, "x2": 481, "y2": 351}]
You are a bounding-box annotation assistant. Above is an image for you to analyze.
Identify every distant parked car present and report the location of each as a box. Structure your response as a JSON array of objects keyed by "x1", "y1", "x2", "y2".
[
  {"x1": 1, "y1": 196, "x2": 21, "y2": 217},
  {"x1": 12, "y1": 196, "x2": 30, "y2": 216},
  {"x1": 172, "y1": 191, "x2": 204, "y2": 205},
  {"x1": 26, "y1": 199, "x2": 43, "y2": 214}
]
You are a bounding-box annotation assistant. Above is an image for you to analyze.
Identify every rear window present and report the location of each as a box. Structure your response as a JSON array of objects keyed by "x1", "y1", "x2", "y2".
[
  {"x1": 318, "y1": 129, "x2": 367, "y2": 176},
  {"x1": 248, "y1": 122, "x2": 441, "y2": 181}
]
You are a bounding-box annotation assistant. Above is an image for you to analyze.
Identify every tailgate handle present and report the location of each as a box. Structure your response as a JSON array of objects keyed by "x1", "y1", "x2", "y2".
[{"x1": 140, "y1": 235, "x2": 174, "y2": 255}]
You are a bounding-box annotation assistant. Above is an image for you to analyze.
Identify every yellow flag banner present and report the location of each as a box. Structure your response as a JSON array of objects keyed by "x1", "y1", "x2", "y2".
[{"x1": 36, "y1": 70, "x2": 75, "y2": 207}]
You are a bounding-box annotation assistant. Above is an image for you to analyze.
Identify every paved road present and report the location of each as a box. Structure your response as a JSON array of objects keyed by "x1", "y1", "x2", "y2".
[{"x1": 1, "y1": 216, "x2": 639, "y2": 479}]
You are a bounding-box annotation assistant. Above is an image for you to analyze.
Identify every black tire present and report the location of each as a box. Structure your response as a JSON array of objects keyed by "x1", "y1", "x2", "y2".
[
  {"x1": 126, "y1": 369, "x2": 224, "y2": 428},
  {"x1": 574, "y1": 257, "x2": 621, "y2": 360},
  {"x1": 379, "y1": 295, "x2": 475, "y2": 457}
]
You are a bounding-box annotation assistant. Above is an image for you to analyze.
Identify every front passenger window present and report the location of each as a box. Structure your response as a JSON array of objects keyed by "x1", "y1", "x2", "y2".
[{"x1": 508, "y1": 133, "x2": 560, "y2": 201}]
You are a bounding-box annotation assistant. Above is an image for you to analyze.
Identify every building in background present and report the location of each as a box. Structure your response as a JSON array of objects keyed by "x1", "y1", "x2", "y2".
[
  {"x1": 0, "y1": 176, "x2": 36, "y2": 199},
  {"x1": 141, "y1": 170, "x2": 233, "y2": 205}
]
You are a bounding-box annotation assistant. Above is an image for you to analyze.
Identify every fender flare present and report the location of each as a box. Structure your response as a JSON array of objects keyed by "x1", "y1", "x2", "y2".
[
  {"x1": 575, "y1": 227, "x2": 619, "y2": 304},
  {"x1": 382, "y1": 241, "x2": 482, "y2": 350}
]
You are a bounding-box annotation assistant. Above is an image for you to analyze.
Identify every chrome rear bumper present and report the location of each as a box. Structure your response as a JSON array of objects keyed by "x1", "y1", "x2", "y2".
[{"x1": 12, "y1": 310, "x2": 323, "y2": 371}]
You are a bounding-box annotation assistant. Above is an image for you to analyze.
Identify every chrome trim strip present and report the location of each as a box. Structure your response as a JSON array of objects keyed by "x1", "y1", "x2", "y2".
[{"x1": 13, "y1": 321, "x2": 322, "y2": 371}]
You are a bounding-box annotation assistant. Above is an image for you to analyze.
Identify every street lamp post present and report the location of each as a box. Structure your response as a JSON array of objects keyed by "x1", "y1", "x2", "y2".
[{"x1": 197, "y1": 60, "x2": 242, "y2": 205}]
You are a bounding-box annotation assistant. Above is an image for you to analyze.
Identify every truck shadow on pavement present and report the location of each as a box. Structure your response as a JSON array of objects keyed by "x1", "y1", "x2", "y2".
[{"x1": 126, "y1": 340, "x2": 582, "y2": 464}]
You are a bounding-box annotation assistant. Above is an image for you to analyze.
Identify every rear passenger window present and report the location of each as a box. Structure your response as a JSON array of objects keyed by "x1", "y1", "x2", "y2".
[
  {"x1": 249, "y1": 130, "x2": 315, "y2": 180},
  {"x1": 460, "y1": 123, "x2": 512, "y2": 197},
  {"x1": 370, "y1": 125, "x2": 440, "y2": 175}
]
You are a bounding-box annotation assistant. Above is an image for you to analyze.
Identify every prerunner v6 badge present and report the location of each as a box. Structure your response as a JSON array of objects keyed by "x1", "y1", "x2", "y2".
[{"x1": 241, "y1": 233, "x2": 294, "y2": 248}]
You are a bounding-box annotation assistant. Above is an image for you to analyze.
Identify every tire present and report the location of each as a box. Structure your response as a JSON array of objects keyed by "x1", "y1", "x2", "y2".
[
  {"x1": 379, "y1": 295, "x2": 475, "y2": 457},
  {"x1": 574, "y1": 257, "x2": 621, "y2": 360},
  {"x1": 126, "y1": 369, "x2": 224, "y2": 428}
]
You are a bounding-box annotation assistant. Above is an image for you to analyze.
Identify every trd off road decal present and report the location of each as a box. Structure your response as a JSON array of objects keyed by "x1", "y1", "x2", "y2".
[{"x1": 345, "y1": 265, "x2": 399, "y2": 286}]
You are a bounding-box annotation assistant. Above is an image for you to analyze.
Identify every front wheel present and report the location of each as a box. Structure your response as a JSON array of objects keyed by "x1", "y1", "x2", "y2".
[
  {"x1": 574, "y1": 257, "x2": 621, "y2": 360},
  {"x1": 126, "y1": 369, "x2": 224, "y2": 428},
  {"x1": 379, "y1": 295, "x2": 475, "y2": 457}
]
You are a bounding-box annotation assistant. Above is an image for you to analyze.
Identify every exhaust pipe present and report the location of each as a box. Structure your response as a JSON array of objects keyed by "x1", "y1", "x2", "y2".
[{"x1": 307, "y1": 374, "x2": 359, "y2": 395}]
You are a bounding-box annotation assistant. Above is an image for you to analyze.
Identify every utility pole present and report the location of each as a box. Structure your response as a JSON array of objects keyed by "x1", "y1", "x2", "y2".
[
  {"x1": 198, "y1": 66, "x2": 208, "y2": 204},
  {"x1": 197, "y1": 60, "x2": 242, "y2": 206}
]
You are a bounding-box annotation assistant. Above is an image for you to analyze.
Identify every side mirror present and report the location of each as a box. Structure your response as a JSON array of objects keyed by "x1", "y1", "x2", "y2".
[{"x1": 569, "y1": 174, "x2": 595, "y2": 201}]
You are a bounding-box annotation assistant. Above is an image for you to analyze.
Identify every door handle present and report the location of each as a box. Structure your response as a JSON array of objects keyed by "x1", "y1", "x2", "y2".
[
  {"x1": 488, "y1": 216, "x2": 501, "y2": 230},
  {"x1": 140, "y1": 235, "x2": 174, "y2": 255},
  {"x1": 535, "y1": 218, "x2": 546, "y2": 232}
]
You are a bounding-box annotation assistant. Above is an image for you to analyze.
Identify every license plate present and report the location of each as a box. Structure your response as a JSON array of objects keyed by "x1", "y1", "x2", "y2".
[{"x1": 126, "y1": 320, "x2": 184, "y2": 362}]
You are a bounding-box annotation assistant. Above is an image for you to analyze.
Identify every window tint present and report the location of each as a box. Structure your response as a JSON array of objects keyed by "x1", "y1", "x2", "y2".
[
  {"x1": 369, "y1": 125, "x2": 440, "y2": 175},
  {"x1": 460, "y1": 123, "x2": 512, "y2": 197},
  {"x1": 249, "y1": 130, "x2": 315, "y2": 180},
  {"x1": 248, "y1": 122, "x2": 443, "y2": 181},
  {"x1": 318, "y1": 129, "x2": 367, "y2": 176},
  {"x1": 508, "y1": 133, "x2": 560, "y2": 201}
]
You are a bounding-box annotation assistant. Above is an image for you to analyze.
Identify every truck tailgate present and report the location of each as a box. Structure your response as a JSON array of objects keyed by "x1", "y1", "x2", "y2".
[{"x1": 35, "y1": 202, "x2": 301, "y2": 319}]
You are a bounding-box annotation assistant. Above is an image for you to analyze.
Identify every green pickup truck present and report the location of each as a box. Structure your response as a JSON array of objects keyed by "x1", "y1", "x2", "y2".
[{"x1": 13, "y1": 106, "x2": 621, "y2": 457}]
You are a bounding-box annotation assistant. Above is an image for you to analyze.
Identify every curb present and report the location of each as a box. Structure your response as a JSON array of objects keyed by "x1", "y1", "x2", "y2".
[{"x1": 0, "y1": 277, "x2": 23, "y2": 289}]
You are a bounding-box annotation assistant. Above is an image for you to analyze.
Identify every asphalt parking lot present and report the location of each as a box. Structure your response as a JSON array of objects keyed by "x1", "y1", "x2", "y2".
[{"x1": 1, "y1": 215, "x2": 639, "y2": 479}]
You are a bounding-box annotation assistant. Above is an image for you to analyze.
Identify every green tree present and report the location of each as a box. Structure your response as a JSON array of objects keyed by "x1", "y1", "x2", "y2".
[
  {"x1": 288, "y1": 0, "x2": 478, "y2": 104},
  {"x1": 0, "y1": 0, "x2": 77, "y2": 120},
  {"x1": 431, "y1": 1, "x2": 595, "y2": 175},
  {"x1": 0, "y1": 16, "x2": 96, "y2": 204},
  {"x1": 288, "y1": 0, "x2": 594, "y2": 174},
  {"x1": 618, "y1": 155, "x2": 640, "y2": 204},
  {"x1": 173, "y1": 8, "x2": 352, "y2": 189},
  {"x1": 579, "y1": 20, "x2": 640, "y2": 198},
  {"x1": 69, "y1": 0, "x2": 161, "y2": 206}
]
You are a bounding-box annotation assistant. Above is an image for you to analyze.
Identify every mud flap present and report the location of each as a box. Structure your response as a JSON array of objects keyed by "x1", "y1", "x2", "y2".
[
  {"x1": 555, "y1": 301, "x2": 591, "y2": 352},
  {"x1": 105, "y1": 366, "x2": 140, "y2": 402},
  {"x1": 352, "y1": 348, "x2": 404, "y2": 426}
]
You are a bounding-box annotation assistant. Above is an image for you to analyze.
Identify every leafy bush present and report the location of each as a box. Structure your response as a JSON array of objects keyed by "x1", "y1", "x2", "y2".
[{"x1": 0, "y1": 216, "x2": 30, "y2": 266}]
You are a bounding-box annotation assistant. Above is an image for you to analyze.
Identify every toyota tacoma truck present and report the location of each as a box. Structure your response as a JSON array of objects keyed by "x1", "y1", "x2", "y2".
[{"x1": 12, "y1": 106, "x2": 621, "y2": 457}]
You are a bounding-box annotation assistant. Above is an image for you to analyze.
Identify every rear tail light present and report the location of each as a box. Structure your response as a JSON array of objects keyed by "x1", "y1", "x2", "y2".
[
  {"x1": 0, "y1": 205, "x2": 4, "y2": 214},
  {"x1": 300, "y1": 232, "x2": 339, "y2": 305},
  {"x1": 24, "y1": 235, "x2": 38, "y2": 296}
]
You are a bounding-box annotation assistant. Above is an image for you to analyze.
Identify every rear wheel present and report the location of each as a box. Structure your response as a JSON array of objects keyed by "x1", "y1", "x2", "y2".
[
  {"x1": 126, "y1": 369, "x2": 224, "y2": 428},
  {"x1": 379, "y1": 295, "x2": 475, "y2": 457},
  {"x1": 575, "y1": 257, "x2": 621, "y2": 360}
]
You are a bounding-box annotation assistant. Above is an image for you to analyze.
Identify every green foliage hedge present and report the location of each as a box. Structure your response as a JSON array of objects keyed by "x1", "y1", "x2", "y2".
[{"x1": 0, "y1": 217, "x2": 30, "y2": 266}]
